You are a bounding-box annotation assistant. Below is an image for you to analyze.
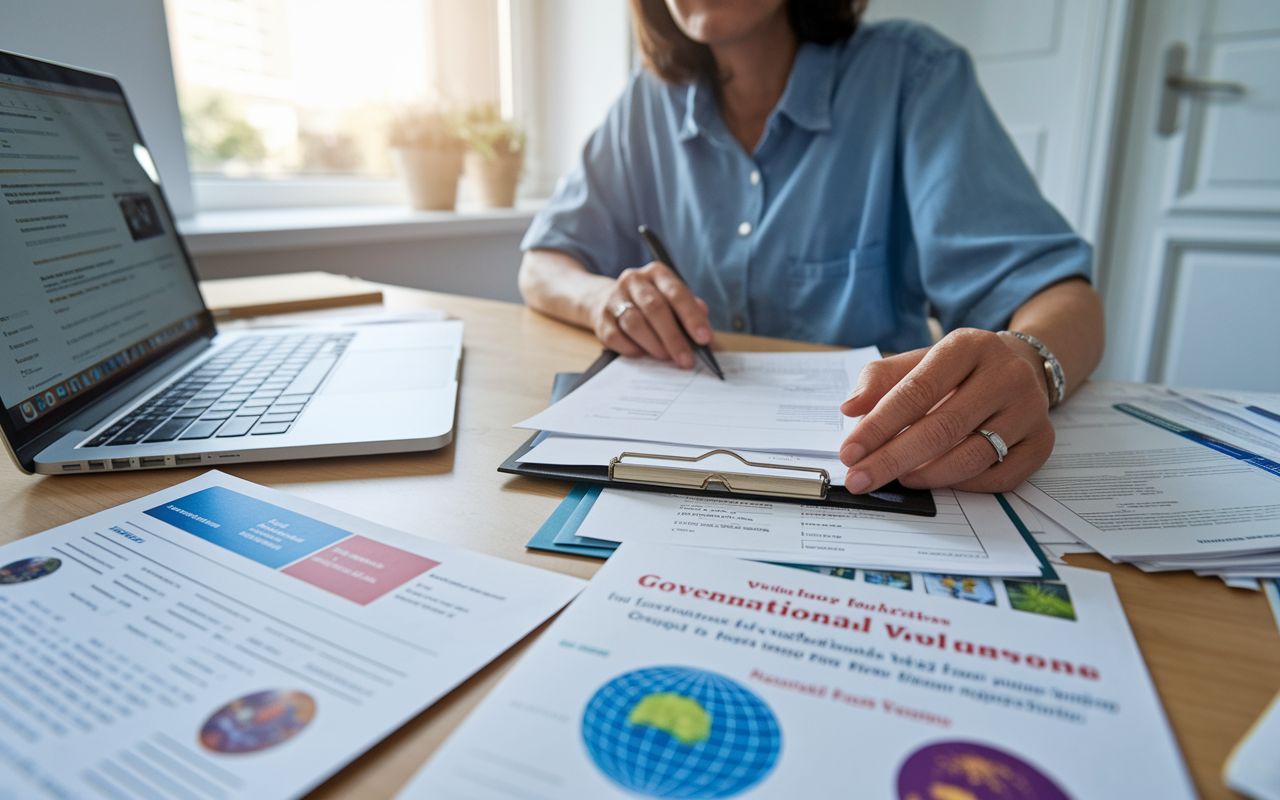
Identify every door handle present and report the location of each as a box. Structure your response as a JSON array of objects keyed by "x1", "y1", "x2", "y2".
[
  {"x1": 1158, "y1": 42, "x2": 1247, "y2": 136},
  {"x1": 1166, "y1": 76, "x2": 1246, "y2": 96}
]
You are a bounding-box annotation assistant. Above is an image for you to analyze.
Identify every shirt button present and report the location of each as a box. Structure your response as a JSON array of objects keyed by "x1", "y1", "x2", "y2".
[
  {"x1": 749, "y1": 170, "x2": 760, "y2": 185},
  {"x1": 737, "y1": 221, "x2": 752, "y2": 237},
  {"x1": 732, "y1": 316, "x2": 745, "y2": 331}
]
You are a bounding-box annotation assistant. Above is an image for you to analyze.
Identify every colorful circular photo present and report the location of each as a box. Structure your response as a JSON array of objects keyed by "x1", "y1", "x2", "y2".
[
  {"x1": 898, "y1": 740, "x2": 1072, "y2": 800},
  {"x1": 199, "y1": 690, "x2": 316, "y2": 754},
  {"x1": 0, "y1": 557, "x2": 62, "y2": 585},
  {"x1": 582, "y1": 666, "x2": 781, "y2": 798}
]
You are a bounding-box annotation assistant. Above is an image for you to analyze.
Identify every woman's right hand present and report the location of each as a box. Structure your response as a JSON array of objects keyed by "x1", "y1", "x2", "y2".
[{"x1": 590, "y1": 261, "x2": 713, "y2": 369}]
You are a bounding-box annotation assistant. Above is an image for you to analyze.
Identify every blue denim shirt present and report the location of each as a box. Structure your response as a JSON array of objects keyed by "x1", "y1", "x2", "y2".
[{"x1": 521, "y1": 21, "x2": 1092, "y2": 353}]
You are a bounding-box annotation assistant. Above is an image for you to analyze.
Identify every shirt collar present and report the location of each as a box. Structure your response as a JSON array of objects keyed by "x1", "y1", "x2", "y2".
[
  {"x1": 774, "y1": 41, "x2": 836, "y2": 133},
  {"x1": 677, "y1": 40, "x2": 836, "y2": 144}
]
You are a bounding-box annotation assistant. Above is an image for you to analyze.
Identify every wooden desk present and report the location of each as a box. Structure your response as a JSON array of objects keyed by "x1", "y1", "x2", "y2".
[{"x1": 4, "y1": 282, "x2": 1277, "y2": 799}]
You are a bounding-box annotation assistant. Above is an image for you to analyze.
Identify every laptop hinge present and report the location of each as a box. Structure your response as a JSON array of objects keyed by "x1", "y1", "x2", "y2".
[{"x1": 13, "y1": 337, "x2": 214, "y2": 473}]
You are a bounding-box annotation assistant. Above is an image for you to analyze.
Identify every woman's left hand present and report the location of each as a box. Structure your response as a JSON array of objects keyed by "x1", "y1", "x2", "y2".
[{"x1": 838, "y1": 329, "x2": 1055, "y2": 494}]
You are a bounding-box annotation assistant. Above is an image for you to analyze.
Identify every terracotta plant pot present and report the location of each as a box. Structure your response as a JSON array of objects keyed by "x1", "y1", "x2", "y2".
[
  {"x1": 392, "y1": 146, "x2": 464, "y2": 211},
  {"x1": 463, "y1": 150, "x2": 522, "y2": 208}
]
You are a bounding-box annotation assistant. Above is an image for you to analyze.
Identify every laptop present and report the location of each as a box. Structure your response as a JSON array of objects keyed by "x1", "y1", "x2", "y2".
[{"x1": 0, "y1": 50, "x2": 463, "y2": 475}]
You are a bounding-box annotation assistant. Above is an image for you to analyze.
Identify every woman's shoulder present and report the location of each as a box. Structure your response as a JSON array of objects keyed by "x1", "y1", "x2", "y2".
[
  {"x1": 824, "y1": 18, "x2": 975, "y2": 102},
  {"x1": 601, "y1": 68, "x2": 691, "y2": 131},
  {"x1": 841, "y1": 19, "x2": 971, "y2": 78}
]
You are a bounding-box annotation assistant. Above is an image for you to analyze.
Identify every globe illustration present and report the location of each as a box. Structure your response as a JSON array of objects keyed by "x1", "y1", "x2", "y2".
[{"x1": 582, "y1": 666, "x2": 781, "y2": 798}]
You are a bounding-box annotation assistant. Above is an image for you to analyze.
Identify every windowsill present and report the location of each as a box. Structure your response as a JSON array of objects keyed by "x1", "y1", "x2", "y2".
[{"x1": 177, "y1": 201, "x2": 545, "y2": 257}]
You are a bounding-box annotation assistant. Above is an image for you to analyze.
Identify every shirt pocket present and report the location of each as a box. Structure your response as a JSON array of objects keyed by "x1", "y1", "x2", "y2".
[{"x1": 785, "y1": 243, "x2": 894, "y2": 346}]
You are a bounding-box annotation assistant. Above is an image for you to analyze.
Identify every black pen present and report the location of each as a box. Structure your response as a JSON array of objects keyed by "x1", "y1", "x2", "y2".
[{"x1": 637, "y1": 225, "x2": 725, "y2": 380}]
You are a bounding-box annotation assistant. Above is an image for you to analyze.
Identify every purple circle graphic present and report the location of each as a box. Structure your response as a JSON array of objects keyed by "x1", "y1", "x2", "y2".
[
  {"x1": 897, "y1": 741, "x2": 1072, "y2": 800},
  {"x1": 199, "y1": 690, "x2": 315, "y2": 754}
]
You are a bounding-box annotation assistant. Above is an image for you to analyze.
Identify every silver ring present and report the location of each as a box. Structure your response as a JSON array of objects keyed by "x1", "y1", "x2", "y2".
[
  {"x1": 611, "y1": 300, "x2": 635, "y2": 319},
  {"x1": 976, "y1": 429, "x2": 1008, "y2": 463}
]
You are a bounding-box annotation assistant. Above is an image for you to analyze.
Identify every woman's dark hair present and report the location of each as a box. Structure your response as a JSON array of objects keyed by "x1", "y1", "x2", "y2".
[{"x1": 630, "y1": 0, "x2": 869, "y2": 87}]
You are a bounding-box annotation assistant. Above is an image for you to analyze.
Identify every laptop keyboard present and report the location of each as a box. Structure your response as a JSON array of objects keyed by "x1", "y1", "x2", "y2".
[{"x1": 84, "y1": 332, "x2": 354, "y2": 447}]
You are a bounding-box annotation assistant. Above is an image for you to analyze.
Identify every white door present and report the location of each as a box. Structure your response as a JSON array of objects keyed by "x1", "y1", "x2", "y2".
[
  {"x1": 1097, "y1": 0, "x2": 1280, "y2": 391},
  {"x1": 864, "y1": 0, "x2": 1130, "y2": 242}
]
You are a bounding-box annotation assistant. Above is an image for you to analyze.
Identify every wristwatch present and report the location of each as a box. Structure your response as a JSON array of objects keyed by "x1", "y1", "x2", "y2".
[{"x1": 1003, "y1": 330, "x2": 1066, "y2": 408}]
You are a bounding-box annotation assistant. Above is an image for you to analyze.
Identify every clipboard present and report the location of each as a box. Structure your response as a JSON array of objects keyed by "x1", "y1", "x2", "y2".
[{"x1": 499, "y1": 352, "x2": 936, "y2": 517}]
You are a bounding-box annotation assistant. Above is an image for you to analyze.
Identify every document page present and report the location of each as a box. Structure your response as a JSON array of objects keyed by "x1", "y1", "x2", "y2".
[
  {"x1": 0, "y1": 471, "x2": 583, "y2": 800},
  {"x1": 1225, "y1": 689, "x2": 1280, "y2": 800},
  {"x1": 515, "y1": 349, "x2": 879, "y2": 454},
  {"x1": 398, "y1": 542, "x2": 1194, "y2": 799},
  {"x1": 1179, "y1": 388, "x2": 1280, "y2": 440},
  {"x1": 518, "y1": 435, "x2": 851, "y2": 485},
  {"x1": 1016, "y1": 383, "x2": 1280, "y2": 561},
  {"x1": 571, "y1": 487, "x2": 1045, "y2": 575}
]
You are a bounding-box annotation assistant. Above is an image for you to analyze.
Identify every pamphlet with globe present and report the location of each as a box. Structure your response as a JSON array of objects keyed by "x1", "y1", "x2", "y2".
[
  {"x1": 582, "y1": 666, "x2": 782, "y2": 798},
  {"x1": 398, "y1": 544, "x2": 1198, "y2": 800}
]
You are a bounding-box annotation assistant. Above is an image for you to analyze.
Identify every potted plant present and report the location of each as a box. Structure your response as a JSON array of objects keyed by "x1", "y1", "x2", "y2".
[
  {"x1": 388, "y1": 108, "x2": 464, "y2": 211},
  {"x1": 458, "y1": 104, "x2": 525, "y2": 208}
]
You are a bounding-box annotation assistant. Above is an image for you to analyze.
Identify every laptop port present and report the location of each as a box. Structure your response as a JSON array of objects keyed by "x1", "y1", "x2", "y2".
[
  {"x1": 111, "y1": 459, "x2": 132, "y2": 469},
  {"x1": 175, "y1": 454, "x2": 202, "y2": 466},
  {"x1": 88, "y1": 461, "x2": 105, "y2": 470},
  {"x1": 61, "y1": 463, "x2": 83, "y2": 472},
  {"x1": 139, "y1": 456, "x2": 166, "y2": 468}
]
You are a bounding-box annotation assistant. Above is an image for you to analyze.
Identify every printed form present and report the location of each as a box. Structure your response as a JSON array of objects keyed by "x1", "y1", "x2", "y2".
[
  {"x1": 0, "y1": 471, "x2": 583, "y2": 800},
  {"x1": 570, "y1": 487, "x2": 1045, "y2": 575},
  {"x1": 518, "y1": 436, "x2": 851, "y2": 485},
  {"x1": 1015, "y1": 384, "x2": 1280, "y2": 561},
  {"x1": 515, "y1": 349, "x2": 880, "y2": 454},
  {"x1": 398, "y1": 542, "x2": 1194, "y2": 799}
]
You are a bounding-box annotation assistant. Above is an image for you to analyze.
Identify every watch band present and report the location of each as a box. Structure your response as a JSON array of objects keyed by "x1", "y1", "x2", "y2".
[{"x1": 1004, "y1": 330, "x2": 1066, "y2": 409}]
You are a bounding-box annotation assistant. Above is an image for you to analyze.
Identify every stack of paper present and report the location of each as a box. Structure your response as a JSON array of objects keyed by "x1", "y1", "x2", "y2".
[
  {"x1": 529, "y1": 483, "x2": 1050, "y2": 577},
  {"x1": 1011, "y1": 382, "x2": 1280, "y2": 581},
  {"x1": 516, "y1": 350, "x2": 876, "y2": 457},
  {"x1": 396, "y1": 541, "x2": 1196, "y2": 799},
  {"x1": 516, "y1": 350, "x2": 1052, "y2": 576}
]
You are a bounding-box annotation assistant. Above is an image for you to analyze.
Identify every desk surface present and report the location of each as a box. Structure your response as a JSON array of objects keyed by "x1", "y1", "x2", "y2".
[{"x1": 4, "y1": 282, "x2": 1276, "y2": 799}]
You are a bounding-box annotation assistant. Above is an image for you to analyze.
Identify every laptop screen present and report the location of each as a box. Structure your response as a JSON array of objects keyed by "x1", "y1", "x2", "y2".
[{"x1": 0, "y1": 51, "x2": 212, "y2": 448}]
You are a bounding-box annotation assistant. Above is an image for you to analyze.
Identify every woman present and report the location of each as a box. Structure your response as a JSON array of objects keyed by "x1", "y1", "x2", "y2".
[{"x1": 518, "y1": 0, "x2": 1105, "y2": 494}]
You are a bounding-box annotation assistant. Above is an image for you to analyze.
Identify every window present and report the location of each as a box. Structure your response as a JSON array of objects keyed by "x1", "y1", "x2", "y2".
[{"x1": 165, "y1": 0, "x2": 513, "y2": 206}]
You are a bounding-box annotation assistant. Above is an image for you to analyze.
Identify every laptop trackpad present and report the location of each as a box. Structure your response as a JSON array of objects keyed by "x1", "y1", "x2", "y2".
[{"x1": 323, "y1": 349, "x2": 456, "y2": 395}]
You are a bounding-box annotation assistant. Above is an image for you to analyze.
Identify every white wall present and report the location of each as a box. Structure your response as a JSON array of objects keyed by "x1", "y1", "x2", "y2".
[
  {"x1": 523, "y1": 0, "x2": 633, "y2": 197},
  {"x1": 0, "y1": 0, "x2": 196, "y2": 218}
]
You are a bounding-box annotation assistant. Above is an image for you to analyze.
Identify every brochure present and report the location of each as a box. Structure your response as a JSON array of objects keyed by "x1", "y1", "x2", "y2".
[
  {"x1": 0, "y1": 471, "x2": 583, "y2": 799},
  {"x1": 399, "y1": 542, "x2": 1194, "y2": 799}
]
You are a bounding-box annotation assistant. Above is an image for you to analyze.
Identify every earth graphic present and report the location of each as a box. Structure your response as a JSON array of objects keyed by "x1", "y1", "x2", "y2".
[{"x1": 581, "y1": 666, "x2": 781, "y2": 798}]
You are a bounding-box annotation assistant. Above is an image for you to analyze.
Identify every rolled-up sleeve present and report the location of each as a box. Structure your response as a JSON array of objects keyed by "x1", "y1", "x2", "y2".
[
  {"x1": 900, "y1": 44, "x2": 1092, "y2": 333},
  {"x1": 521, "y1": 78, "x2": 648, "y2": 278}
]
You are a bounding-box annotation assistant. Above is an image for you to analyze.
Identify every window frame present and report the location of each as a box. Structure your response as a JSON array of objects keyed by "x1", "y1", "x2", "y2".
[{"x1": 170, "y1": 0, "x2": 524, "y2": 213}]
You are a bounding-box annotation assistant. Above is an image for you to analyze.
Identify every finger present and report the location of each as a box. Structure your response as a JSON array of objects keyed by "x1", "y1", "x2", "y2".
[
  {"x1": 842, "y1": 378, "x2": 1017, "y2": 493},
  {"x1": 897, "y1": 406, "x2": 1043, "y2": 489},
  {"x1": 648, "y1": 264, "x2": 713, "y2": 345},
  {"x1": 841, "y1": 350, "x2": 928, "y2": 418},
  {"x1": 628, "y1": 277, "x2": 695, "y2": 369},
  {"x1": 839, "y1": 341, "x2": 987, "y2": 467},
  {"x1": 614, "y1": 301, "x2": 672, "y2": 362},
  {"x1": 948, "y1": 423, "x2": 1055, "y2": 493},
  {"x1": 598, "y1": 314, "x2": 646, "y2": 358}
]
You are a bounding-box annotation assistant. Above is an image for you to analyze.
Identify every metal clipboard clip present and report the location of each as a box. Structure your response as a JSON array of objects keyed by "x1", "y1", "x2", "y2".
[{"x1": 608, "y1": 449, "x2": 831, "y2": 500}]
